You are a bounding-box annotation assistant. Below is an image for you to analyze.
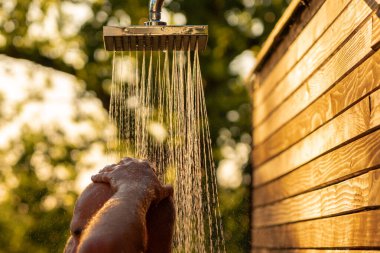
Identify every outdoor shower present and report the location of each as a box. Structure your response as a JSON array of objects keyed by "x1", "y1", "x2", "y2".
[{"x1": 102, "y1": 1, "x2": 225, "y2": 252}]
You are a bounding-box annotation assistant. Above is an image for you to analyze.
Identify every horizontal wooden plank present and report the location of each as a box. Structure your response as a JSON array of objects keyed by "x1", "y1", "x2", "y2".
[
  {"x1": 256, "y1": 0, "x2": 327, "y2": 85},
  {"x1": 253, "y1": 169, "x2": 380, "y2": 227},
  {"x1": 250, "y1": 0, "x2": 310, "y2": 77},
  {"x1": 253, "y1": 129, "x2": 380, "y2": 207},
  {"x1": 253, "y1": 0, "x2": 368, "y2": 124},
  {"x1": 252, "y1": 0, "x2": 352, "y2": 107},
  {"x1": 254, "y1": 91, "x2": 375, "y2": 187},
  {"x1": 252, "y1": 209, "x2": 380, "y2": 248},
  {"x1": 253, "y1": 249, "x2": 380, "y2": 253},
  {"x1": 253, "y1": 47, "x2": 380, "y2": 167},
  {"x1": 253, "y1": 17, "x2": 374, "y2": 145},
  {"x1": 370, "y1": 85, "x2": 380, "y2": 127},
  {"x1": 372, "y1": 11, "x2": 380, "y2": 50}
]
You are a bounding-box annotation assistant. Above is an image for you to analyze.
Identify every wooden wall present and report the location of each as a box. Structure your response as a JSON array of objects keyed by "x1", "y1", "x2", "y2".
[{"x1": 250, "y1": 0, "x2": 380, "y2": 251}]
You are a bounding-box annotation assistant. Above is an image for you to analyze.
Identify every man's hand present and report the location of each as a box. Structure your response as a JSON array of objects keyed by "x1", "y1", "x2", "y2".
[{"x1": 91, "y1": 157, "x2": 173, "y2": 209}]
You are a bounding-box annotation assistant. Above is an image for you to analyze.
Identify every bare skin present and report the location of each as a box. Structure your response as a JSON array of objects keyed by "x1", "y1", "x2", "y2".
[{"x1": 64, "y1": 158, "x2": 175, "y2": 253}]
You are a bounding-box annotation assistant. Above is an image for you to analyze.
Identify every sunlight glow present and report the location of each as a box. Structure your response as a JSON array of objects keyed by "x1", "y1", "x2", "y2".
[
  {"x1": 242, "y1": 0, "x2": 255, "y2": 8},
  {"x1": 229, "y1": 50, "x2": 256, "y2": 79},
  {"x1": 127, "y1": 96, "x2": 139, "y2": 109},
  {"x1": 217, "y1": 159, "x2": 242, "y2": 189},
  {"x1": 173, "y1": 13, "x2": 187, "y2": 25},
  {"x1": 217, "y1": 128, "x2": 251, "y2": 189},
  {"x1": 148, "y1": 121, "x2": 168, "y2": 143},
  {"x1": 41, "y1": 195, "x2": 58, "y2": 211},
  {"x1": 216, "y1": 127, "x2": 251, "y2": 189},
  {"x1": 0, "y1": 185, "x2": 7, "y2": 203},
  {"x1": 251, "y1": 18, "x2": 265, "y2": 37},
  {"x1": 115, "y1": 56, "x2": 136, "y2": 83},
  {"x1": 61, "y1": 2, "x2": 94, "y2": 37},
  {"x1": 0, "y1": 55, "x2": 112, "y2": 193}
]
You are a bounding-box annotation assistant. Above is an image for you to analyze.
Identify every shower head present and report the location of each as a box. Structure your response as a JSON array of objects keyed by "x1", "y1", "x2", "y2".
[
  {"x1": 103, "y1": 0, "x2": 208, "y2": 51},
  {"x1": 103, "y1": 25, "x2": 208, "y2": 51}
]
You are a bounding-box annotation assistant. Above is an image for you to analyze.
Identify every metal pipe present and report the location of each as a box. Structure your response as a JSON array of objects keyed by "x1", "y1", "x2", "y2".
[
  {"x1": 149, "y1": 0, "x2": 165, "y2": 21},
  {"x1": 145, "y1": 0, "x2": 166, "y2": 26}
]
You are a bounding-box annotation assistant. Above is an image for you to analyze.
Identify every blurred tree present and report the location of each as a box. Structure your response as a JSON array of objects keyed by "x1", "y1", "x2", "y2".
[
  {"x1": 0, "y1": 56, "x2": 111, "y2": 252},
  {"x1": 0, "y1": 0, "x2": 289, "y2": 252}
]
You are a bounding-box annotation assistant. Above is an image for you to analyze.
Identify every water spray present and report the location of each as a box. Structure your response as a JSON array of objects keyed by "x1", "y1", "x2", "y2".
[{"x1": 102, "y1": 2, "x2": 225, "y2": 252}]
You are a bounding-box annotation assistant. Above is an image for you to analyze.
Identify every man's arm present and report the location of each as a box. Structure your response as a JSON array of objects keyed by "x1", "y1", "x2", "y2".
[
  {"x1": 78, "y1": 189, "x2": 148, "y2": 252},
  {"x1": 77, "y1": 158, "x2": 173, "y2": 253}
]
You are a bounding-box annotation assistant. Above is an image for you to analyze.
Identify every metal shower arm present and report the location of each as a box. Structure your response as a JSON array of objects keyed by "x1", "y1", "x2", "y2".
[
  {"x1": 146, "y1": 0, "x2": 166, "y2": 25},
  {"x1": 149, "y1": 0, "x2": 165, "y2": 21}
]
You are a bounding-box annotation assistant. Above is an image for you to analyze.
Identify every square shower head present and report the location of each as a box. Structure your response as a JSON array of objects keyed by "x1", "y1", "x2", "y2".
[{"x1": 103, "y1": 25, "x2": 208, "y2": 52}]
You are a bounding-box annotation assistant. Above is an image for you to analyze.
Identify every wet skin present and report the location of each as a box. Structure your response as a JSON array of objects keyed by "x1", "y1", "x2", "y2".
[{"x1": 64, "y1": 158, "x2": 175, "y2": 253}]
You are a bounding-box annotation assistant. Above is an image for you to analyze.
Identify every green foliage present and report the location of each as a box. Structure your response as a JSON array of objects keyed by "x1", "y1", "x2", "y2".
[
  {"x1": 0, "y1": 132, "x2": 78, "y2": 252},
  {"x1": 0, "y1": 0, "x2": 289, "y2": 252}
]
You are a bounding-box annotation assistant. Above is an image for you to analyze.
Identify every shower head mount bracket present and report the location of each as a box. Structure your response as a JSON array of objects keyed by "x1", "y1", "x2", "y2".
[{"x1": 145, "y1": 0, "x2": 167, "y2": 26}]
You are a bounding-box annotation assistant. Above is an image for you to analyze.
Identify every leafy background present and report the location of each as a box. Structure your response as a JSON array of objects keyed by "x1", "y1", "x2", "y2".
[{"x1": 0, "y1": 0, "x2": 289, "y2": 252}]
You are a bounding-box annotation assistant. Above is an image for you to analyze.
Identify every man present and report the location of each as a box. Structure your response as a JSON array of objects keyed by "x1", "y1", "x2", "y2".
[{"x1": 64, "y1": 157, "x2": 175, "y2": 253}]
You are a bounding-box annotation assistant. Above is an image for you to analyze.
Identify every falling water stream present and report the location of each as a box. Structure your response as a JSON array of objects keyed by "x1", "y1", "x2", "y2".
[{"x1": 107, "y1": 45, "x2": 225, "y2": 253}]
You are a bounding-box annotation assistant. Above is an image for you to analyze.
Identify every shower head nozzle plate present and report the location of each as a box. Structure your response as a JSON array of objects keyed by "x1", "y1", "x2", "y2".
[{"x1": 103, "y1": 25, "x2": 208, "y2": 51}]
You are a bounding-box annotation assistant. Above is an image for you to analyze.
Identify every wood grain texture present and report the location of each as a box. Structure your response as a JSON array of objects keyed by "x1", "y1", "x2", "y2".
[
  {"x1": 251, "y1": 0, "x2": 309, "y2": 77},
  {"x1": 256, "y1": 0, "x2": 326, "y2": 85},
  {"x1": 254, "y1": 92, "x2": 375, "y2": 187},
  {"x1": 252, "y1": 209, "x2": 380, "y2": 248},
  {"x1": 253, "y1": 169, "x2": 380, "y2": 227},
  {"x1": 253, "y1": 0, "x2": 364, "y2": 120},
  {"x1": 252, "y1": 48, "x2": 380, "y2": 167},
  {"x1": 370, "y1": 86, "x2": 380, "y2": 127},
  {"x1": 253, "y1": 17, "x2": 374, "y2": 145},
  {"x1": 373, "y1": 11, "x2": 380, "y2": 49},
  {"x1": 253, "y1": 0, "x2": 342, "y2": 95},
  {"x1": 250, "y1": 1, "x2": 380, "y2": 251},
  {"x1": 252, "y1": 0, "x2": 352, "y2": 109},
  {"x1": 253, "y1": 250, "x2": 380, "y2": 253},
  {"x1": 253, "y1": 129, "x2": 380, "y2": 207}
]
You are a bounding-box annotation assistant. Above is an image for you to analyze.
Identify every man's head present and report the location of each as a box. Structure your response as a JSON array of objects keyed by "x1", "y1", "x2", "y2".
[{"x1": 64, "y1": 183, "x2": 113, "y2": 253}]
